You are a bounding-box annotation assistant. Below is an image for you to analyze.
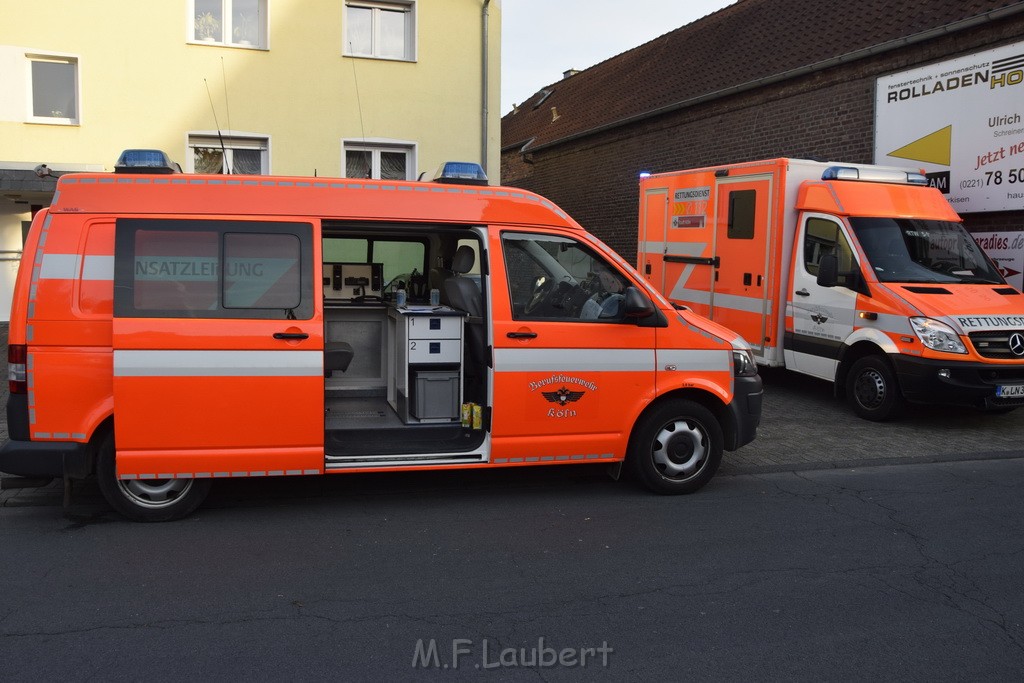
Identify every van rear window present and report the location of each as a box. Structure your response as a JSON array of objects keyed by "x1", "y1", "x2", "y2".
[{"x1": 114, "y1": 219, "x2": 313, "y2": 320}]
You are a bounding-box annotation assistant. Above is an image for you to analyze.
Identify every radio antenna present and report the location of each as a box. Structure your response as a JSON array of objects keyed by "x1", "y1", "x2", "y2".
[
  {"x1": 220, "y1": 57, "x2": 234, "y2": 173},
  {"x1": 348, "y1": 43, "x2": 367, "y2": 143},
  {"x1": 204, "y1": 78, "x2": 231, "y2": 174}
]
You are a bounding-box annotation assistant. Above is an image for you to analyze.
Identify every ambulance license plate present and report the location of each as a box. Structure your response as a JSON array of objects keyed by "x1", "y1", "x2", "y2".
[{"x1": 996, "y1": 384, "x2": 1024, "y2": 398}]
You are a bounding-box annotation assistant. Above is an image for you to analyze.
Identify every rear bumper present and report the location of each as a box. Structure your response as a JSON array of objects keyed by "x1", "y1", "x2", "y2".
[
  {"x1": 725, "y1": 374, "x2": 763, "y2": 450},
  {"x1": 891, "y1": 355, "x2": 1024, "y2": 410},
  {"x1": 0, "y1": 439, "x2": 92, "y2": 479}
]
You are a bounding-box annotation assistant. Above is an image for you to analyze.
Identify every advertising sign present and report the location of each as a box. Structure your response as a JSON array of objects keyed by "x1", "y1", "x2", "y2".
[
  {"x1": 875, "y1": 41, "x2": 1024, "y2": 213},
  {"x1": 974, "y1": 231, "x2": 1024, "y2": 292}
]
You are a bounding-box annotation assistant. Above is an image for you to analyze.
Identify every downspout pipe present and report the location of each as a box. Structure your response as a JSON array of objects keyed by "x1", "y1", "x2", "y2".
[{"x1": 481, "y1": 0, "x2": 491, "y2": 175}]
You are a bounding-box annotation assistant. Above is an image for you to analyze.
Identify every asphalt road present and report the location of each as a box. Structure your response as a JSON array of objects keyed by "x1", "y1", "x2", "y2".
[{"x1": 2, "y1": 458, "x2": 1023, "y2": 680}]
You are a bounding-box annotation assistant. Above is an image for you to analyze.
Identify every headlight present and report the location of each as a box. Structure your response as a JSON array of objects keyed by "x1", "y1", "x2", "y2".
[
  {"x1": 910, "y1": 317, "x2": 967, "y2": 354},
  {"x1": 732, "y1": 349, "x2": 758, "y2": 377}
]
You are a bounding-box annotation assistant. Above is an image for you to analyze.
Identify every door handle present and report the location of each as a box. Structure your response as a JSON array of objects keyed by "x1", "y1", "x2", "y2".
[
  {"x1": 273, "y1": 332, "x2": 309, "y2": 340},
  {"x1": 507, "y1": 331, "x2": 537, "y2": 339},
  {"x1": 795, "y1": 289, "x2": 810, "y2": 297}
]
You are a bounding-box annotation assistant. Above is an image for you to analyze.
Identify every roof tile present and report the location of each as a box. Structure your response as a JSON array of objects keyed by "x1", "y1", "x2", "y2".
[{"x1": 501, "y1": 0, "x2": 1024, "y2": 151}]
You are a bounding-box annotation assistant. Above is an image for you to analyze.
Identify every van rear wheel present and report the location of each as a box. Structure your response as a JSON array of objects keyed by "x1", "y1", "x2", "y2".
[
  {"x1": 95, "y1": 432, "x2": 211, "y2": 522},
  {"x1": 629, "y1": 399, "x2": 722, "y2": 494},
  {"x1": 846, "y1": 355, "x2": 903, "y2": 422}
]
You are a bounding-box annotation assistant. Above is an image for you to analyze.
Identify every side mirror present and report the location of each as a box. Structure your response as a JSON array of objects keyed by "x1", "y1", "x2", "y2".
[
  {"x1": 817, "y1": 253, "x2": 838, "y2": 288},
  {"x1": 623, "y1": 286, "x2": 655, "y2": 319}
]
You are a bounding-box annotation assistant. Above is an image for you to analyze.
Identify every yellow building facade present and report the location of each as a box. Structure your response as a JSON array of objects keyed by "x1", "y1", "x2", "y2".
[{"x1": 0, "y1": 0, "x2": 501, "y2": 319}]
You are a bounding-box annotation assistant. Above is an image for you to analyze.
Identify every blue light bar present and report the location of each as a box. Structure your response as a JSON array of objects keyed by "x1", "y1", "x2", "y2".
[
  {"x1": 432, "y1": 161, "x2": 488, "y2": 186},
  {"x1": 115, "y1": 149, "x2": 181, "y2": 174},
  {"x1": 821, "y1": 165, "x2": 927, "y2": 185}
]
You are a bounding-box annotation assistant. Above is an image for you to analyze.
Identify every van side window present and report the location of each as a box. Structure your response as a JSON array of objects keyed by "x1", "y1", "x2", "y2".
[
  {"x1": 223, "y1": 233, "x2": 301, "y2": 309},
  {"x1": 502, "y1": 233, "x2": 629, "y2": 322},
  {"x1": 803, "y1": 217, "x2": 856, "y2": 286},
  {"x1": 323, "y1": 235, "x2": 426, "y2": 292},
  {"x1": 727, "y1": 189, "x2": 756, "y2": 239},
  {"x1": 114, "y1": 219, "x2": 313, "y2": 319}
]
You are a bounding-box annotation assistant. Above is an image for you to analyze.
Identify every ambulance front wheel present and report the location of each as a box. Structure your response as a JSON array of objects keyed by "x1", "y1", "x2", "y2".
[
  {"x1": 629, "y1": 399, "x2": 723, "y2": 494},
  {"x1": 846, "y1": 355, "x2": 904, "y2": 422},
  {"x1": 95, "y1": 432, "x2": 212, "y2": 522}
]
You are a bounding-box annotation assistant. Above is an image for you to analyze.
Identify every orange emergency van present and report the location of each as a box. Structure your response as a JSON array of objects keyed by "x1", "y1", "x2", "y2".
[
  {"x1": 638, "y1": 158, "x2": 1024, "y2": 421},
  {"x1": 1, "y1": 150, "x2": 762, "y2": 521}
]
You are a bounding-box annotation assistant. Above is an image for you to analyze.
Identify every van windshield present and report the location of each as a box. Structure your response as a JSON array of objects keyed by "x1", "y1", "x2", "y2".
[{"x1": 849, "y1": 217, "x2": 1004, "y2": 285}]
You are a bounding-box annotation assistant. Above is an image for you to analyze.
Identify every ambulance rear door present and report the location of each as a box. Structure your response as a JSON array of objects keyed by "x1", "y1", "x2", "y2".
[
  {"x1": 111, "y1": 218, "x2": 324, "y2": 478},
  {"x1": 710, "y1": 175, "x2": 774, "y2": 356}
]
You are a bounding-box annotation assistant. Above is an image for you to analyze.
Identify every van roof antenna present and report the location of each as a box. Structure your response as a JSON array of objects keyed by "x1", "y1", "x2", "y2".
[
  {"x1": 221, "y1": 57, "x2": 234, "y2": 174},
  {"x1": 204, "y1": 78, "x2": 231, "y2": 174}
]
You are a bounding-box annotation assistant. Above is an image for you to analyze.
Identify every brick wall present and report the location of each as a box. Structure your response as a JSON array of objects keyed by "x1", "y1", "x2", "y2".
[{"x1": 502, "y1": 16, "x2": 1024, "y2": 265}]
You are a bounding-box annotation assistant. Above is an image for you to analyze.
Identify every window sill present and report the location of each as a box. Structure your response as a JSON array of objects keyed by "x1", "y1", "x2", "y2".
[
  {"x1": 342, "y1": 52, "x2": 416, "y2": 63},
  {"x1": 188, "y1": 40, "x2": 267, "y2": 51},
  {"x1": 26, "y1": 118, "x2": 79, "y2": 126}
]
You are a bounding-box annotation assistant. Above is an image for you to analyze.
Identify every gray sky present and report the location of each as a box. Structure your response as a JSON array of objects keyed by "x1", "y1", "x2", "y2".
[{"x1": 501, "y1": 0, "x2": 738, "y2": 114}]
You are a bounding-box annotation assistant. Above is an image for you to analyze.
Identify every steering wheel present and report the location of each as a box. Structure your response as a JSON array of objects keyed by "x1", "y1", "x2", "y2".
[
  {"x1": 932, "y1": 261, "x2": 962, "y2": 275},
  {"x1": 524, "y1": 278, "x2": 555, "y2": 315}
]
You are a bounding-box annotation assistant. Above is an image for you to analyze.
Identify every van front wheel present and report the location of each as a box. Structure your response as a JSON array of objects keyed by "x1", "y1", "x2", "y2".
[
  {"x1": 629, "y1": 399, "x2": 723, "y2": 494},
  {"x1": 96, "y1": 432, "x2": 212, "y2": 522},
  {"x1": 846, "y1": 355, "x2": 903, "y2": 421}
]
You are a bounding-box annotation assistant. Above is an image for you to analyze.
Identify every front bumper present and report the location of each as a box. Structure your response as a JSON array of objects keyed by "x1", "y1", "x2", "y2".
[
  {"x1": 725, "y1": 374, "x2": 763, "y2": 450},
  {"x1": 0, "y1": 439, "x2": 92, "y2": 479},
  {"x1": 891, "y1": 354, "x2": 1024, "y2": 410}
]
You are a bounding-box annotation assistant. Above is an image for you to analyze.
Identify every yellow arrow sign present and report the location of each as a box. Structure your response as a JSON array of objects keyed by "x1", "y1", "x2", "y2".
[{"x1": 887, "y1": 125, "x2": 952, "y2": 166}]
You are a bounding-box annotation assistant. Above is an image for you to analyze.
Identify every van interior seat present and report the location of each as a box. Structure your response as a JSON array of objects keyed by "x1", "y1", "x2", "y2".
[
  {"x1": 443, "y1": 245, "x2": 485, "y2": 376},
  {"x1": 324, "y1": 341, "x2": 355, "y2": 377},
  {"x1": 443, "y1": 245, "x2": 481, "y2": 317}
]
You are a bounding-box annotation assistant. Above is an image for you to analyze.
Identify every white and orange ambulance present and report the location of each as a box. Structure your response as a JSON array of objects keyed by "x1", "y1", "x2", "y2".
[
  {"x1": 638, "y1": 157, "x2": 1024, "y2": 421},
  {"x1": 1, "y1": 150, "x2": 761, "y2": 520}
]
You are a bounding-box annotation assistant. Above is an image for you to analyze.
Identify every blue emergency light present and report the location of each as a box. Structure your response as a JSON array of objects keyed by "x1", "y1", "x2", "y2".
[
  {"x1": 114, "y1": 149, "x2": 182, "y2": 174},
  {"x1": 432, "y1": 161, "x2": 488, "y2": 186},
  {"x1": 821, "y1": 165, "x2": 927, "y2": 186}
]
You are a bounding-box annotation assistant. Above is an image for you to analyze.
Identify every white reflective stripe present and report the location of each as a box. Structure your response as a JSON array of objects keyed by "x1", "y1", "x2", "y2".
[
  {"x1": 114, "y1": 350, "x2": 322, "y2": 377},
  {"x1": 665, "y1": 242, "x2": 707, "y2": 257},
  {"x1": 674, "y1": 287, "x2": 711, "y2": 305},
  {"x1": 662, "y1": 244, "x2": 707, "y2": 302},
  {"x1": 671, "y1": 287, "x2": 768, "y2": 316},
  {"x1": 857, "y1": 312, "x2": 912, "y2": 336},
  {"x1": 39, "y1": 253, "x2": 80, "y2": 279},
  {"x1": 82, "y1": 255, "x2": 114, "y2": 281},
  {"x1": 712, "y1": 292, "x2": 769, "y2": 315},
  {"x1": 639, "y1": 240, "x2": 710, "y2": 258},
  {"x1": 495, "y1": 348, "x2": 654, "y2": 372},
  {"x1": 657, "y1": 349, "x2": 730, "y2": 372},
  {"x1": 639, "y1": 240, "x2": 666, "y2": 254}
]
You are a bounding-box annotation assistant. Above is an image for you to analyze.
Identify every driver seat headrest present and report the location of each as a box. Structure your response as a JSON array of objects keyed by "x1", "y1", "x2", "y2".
[{"x1": 452, "y1": 245, "x2": 475, "y2": 275}]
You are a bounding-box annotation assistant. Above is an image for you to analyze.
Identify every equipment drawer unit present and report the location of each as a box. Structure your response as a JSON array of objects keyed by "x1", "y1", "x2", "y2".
[
  {"x1": 401, "y1": 309, "x2": 463, "y2": 365},
  {"x1": 407, "y1": 314, "x2": 461, "y2": 340},
  {"x1": 388, "y1": 306, "x2": 465, "y2": 423},
  {"x1": 408, "y1": 338, "x2": 461, "y2": 364}
]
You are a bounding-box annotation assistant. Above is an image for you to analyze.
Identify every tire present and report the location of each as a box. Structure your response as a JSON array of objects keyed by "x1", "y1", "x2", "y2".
[
  {"x1": 95, "y1": 431, "x2": 212, "y2": 522},
  {"x1": 846, "y1": 355, "x2": 903, "y2": 422},
  {"x1": 628, "y1": 399, "x2": 723, "y2": 494}
]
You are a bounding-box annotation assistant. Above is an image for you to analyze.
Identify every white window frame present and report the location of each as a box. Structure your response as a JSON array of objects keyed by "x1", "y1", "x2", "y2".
[
  {"x1": 342, "y1": 140, "x2": 417, "y2": 181},
  {"x1": 189, "y1": 0, "x2": 269, "y2": 49},
  {"x1": 26, "y1": 53, "x2": 80, "y2": 125},
  {"x1": 343, "y1": 1, "x2": 417, "y2": 62},
  {"x1": 187, "y1": 132, "x2": 271, "y2": 175}
]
